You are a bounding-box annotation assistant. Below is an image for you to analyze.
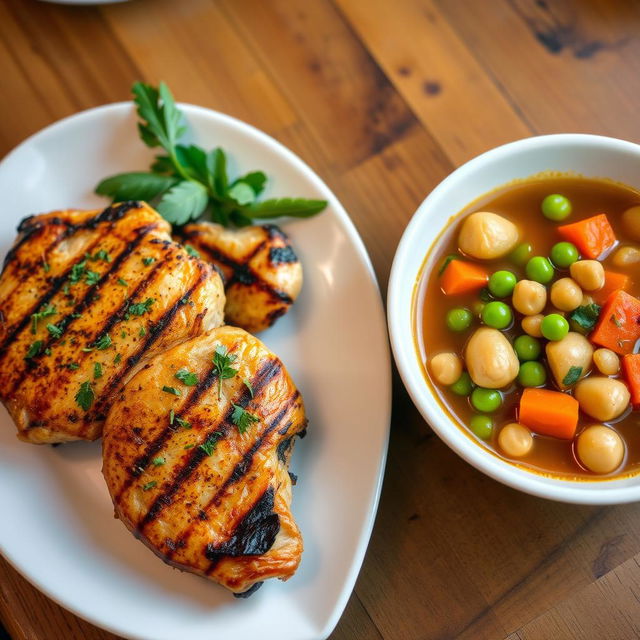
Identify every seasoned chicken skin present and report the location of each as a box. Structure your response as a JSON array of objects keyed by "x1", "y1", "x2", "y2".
[
  {"x1": 102, "y1": 325, "x2": 306, "y2": 595},
  {"x1": 178, "y1": 223, "x2": 302, "y2": 333},
  {"x1": 0, "y1": 202, "x2": 225, "y2": 444}
]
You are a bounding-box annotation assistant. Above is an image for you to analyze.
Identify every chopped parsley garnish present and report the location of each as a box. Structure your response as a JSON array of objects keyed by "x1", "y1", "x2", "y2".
[
  {"x1": 142, "y1": 480, "x2": 157, "y2": 491},
  {"x1": 175, "y1": 416, "x2": 191, "y2": 429},
  {"x1": 128, "y1": 298, "x2": 155, "y2": 317},
  {"x1": 25, "y1": 340, "x2": 43, "y2": 359},
  {"x1": 44, "y1": 348, "x2": 51, "y2": 356},
  {"x1": 43, "y1": 259, "x2": 51, "y2": 273},
  {"x1": 562, "y1": 366, "x2": 583, "y2": 386},
  {"x1": 169, "y1": 408, "x2": 175, "y2": 424},
  {"x1": 66, "y1": 362, "x2": 80, "y2": 370},
  {"x1": 438, "y1": 254, "x2": 460, "y2": 276},
  {"x1": 70, "y1": 312, "x2": 83, "y2": 319},
  {"x1": 85, "y1": 270, "x2": 101, "y2": 286},
  {"x1": 114, "y1": 353, "x2": 122, "y2": 364},
  {"x1": 212, "y1": 345, "x2": 238, "y2": 399},
  {"x1": 142, "y1": 257, "x2": 155, "y2": 266},
  {"x1": 175, "y1": 367, "x2": 198, "y2": 386},
  {"x1": 610, "y1": 314, "x2": 623, "y2": 328},
  {"x1": 81, "y1": 347, "x2": 94, "y2": 352},
  {"x1": 162, "y1": 385, "x2": 182, "y2": 396},
  {"x1": 569, "y1": 303, "x2": 601, "y2": 331},
  {"x1": 151, "y1": 457, "x2": 165, "y2": 466},
  {"x1": 95, "y1": 334, "x2": 112, "y2": 350},
  {"x1": 90, "y1": 249, "x2": 111, "y2": 262},
  {"x1": 69, "y1": 260, "x2": 87, "y2": 284},
  {"x1": 139, "y1": 326, "x2": 146, "y2": 337},
  {"x1": 199, "y1": 431, "x2": 222, "y2": 456},
  {"x1": 231, "y1": 404, "x2": 259, "y2": 434},
  {"x1": 30, "y1": 304, "x2": 56, "y2": 334},
  {"x1": 117, "y1": 277, "x2": 128, "y2": 287},
  {"x1": 46, "y1": 323, "x2": 63, "y2": 339},
  {"x1": 93, "y1": 362, "x2": 103, "y2": 379},
  {"x1": 243, "y1": 378, "x2": 254, "y2": 398},
  {"x1": 184, "y1": 444, "x2": 195, "y2": 450},
  {"x1": 121, "y1": 329, "x2": 127, "y2": 338},
  {"x1": 479, "y1": 287, "x2": 492, "y2": 303},
  {"x1": 75, "y1": 381, "x2": 94, "y2": 411},
  {"x1": 185, "y1": 244, "x2": 200, "y2": 258},
  {"x1": 62, "y1": 283, "x2": 71, "y2": 295}
]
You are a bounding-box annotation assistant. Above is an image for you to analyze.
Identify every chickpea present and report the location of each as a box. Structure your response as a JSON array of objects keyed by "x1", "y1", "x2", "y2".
[
  {"x1": 521, "y1": 314, "x2": 543, "y2": 338},
  {"x1": 550, "y1": 278, "x2": 583, "y2": 312},
  {"x1": 464, "y1": 327, "x2": 519, "y2": 389},
  {"x1": 593, "y1": 348, "x2": 620, "y2": 376},
  {"x1": 499, "y1": 423, "x2": 534, "y2": 458},
  {"x1": 574, "y1": 377, "x2": 630, "y2": 422},
  {"x1": 512, "y1": 280, "x2": 547, "y2": 315},
  {"x1": 622, "y1": 205, "x2": 640, "y2": 241},
  {"x1": 458, "y1": 212, "x2": 519, "y2": 260},
  {"x1": 569, "y1": 260, "x2": 605, "y2": 291},
  {"x1": 612, "y1": 245, "x2": 640, "y2": 268},
  {"x1": 429, "y1": 352, "x2": 463, "y2": 386},
  {"x1": 546, "y1": 332, "x2": 593, "y2": 389},
  {"x1": 577, "y1": 425, "x2": 624, "y2": 474}
]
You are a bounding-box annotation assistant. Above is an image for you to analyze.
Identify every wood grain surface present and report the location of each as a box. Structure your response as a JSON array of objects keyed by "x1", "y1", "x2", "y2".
[{"x1": 1, "y1": 1, "x2": 640, "y2": 639}]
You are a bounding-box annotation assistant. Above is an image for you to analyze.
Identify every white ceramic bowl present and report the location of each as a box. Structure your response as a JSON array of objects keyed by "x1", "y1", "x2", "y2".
[{"x1": 388, "y1": 133, "x2": 640, "y2": 505}]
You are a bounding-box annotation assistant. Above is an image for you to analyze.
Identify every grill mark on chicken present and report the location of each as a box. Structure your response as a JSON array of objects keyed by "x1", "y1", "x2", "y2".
[
  {"x1": 181, "y1": 230, "x2": 294, "y2": 304},
  {"x1": 0, "y1": 226, "x2": 117, "y2": 360},
  {"x1": 164, "y1": 390, "x2": 298, "y2": 562},
  {"x1": 85, "y1": 265, "x2": 210, "y2": 430},
  {"x1": 7, "y1": 225, "x2": 159, "y2": 398},
  {"x1": 137, "y1": 358, "x2": 283, "y2": 533}
]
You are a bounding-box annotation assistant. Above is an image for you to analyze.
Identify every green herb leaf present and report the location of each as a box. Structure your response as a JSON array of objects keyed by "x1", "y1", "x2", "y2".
[
  {"x1": 90, "y1": 249, "x2": 111, "y2": 263},
  {"x1": 169, "y1": 408, "x2": 175, "y2": 424},
  {"x1": 142, "y1": 480, "x2": 157, "y2": 491},
  {"x1": 157, "y1": 180, "x2": 208, "y2": 226},
  {"x1": 152, "y1": 457, "x2": 166, "y2": 466},
  {"x1": 563, "y1": 366, "x2": 583, "y2": 386},
  {"x1": 31, "y1": 304, "x2": 57, "y2": 334},
  {"x1": 43, "y1": 259, "x2": 50, "y2": 272},
  {"x1": 117, "y1": 277, "x2": 128, "y2": 287},
  {"x1": 610, "y1": 314, "x2": 623, "y2": 328},
  {"x1": 142, "y1": 257, "x2": 155, "y2": 266},
  {"x1": 67, "y1": 362, "x2": 80, "y2": 370},
  {"x1": 46, "y1": 323, "x2": 63, "y2": 339},
  {"x1": 93, "y1": 362, "x2": 103, "y2": 379},
  {"x1": 199, "y1": 431, "x2": 222, "y2": 456},
  {"x1": 243, "y1": 378, "x2": 254, "y2": 398},
  {"x1": 96, "y1": 172, "x2": 177, "y2": 202},
  {"x1": 162, "y1": 385, "x2": 182, "y2": 396},
  {"x1": 69, "y1": 260, "x2": 87, "y2": 284},
  {"x1": 128, "y1": 298, "x2": 155, "y2": 316},
  {"x1": 232, "y1": 171, "x2": 267, "y2": 197},
  {"x1": 207, "y1": 148, "x2": 228, "y2": 198},
  {"x1": 25, "y1": 340, "x2": 43, "y2": 359},
  {"x1": 227, "y1": 181, "x2": 255, "y2": 206},
  {"x1": 185, "y1": 244, "x2": 200, "y2": 258},
  {"x1": 84, "y1": 270, "x2": 101, "y2": 286},
  {"x1": 114, "y1": 353, "x2": 122, "y2": 364},
  {"x1": 139, "y1": 325, "x2": 146, "y2": 337},
  {"x1": 246, "y1": 197, "x2": 328, "y2": 219},
  {"x1": 175, "y1": 367, "x2": 198, "y2": 386},
  {"x1": 479, "y1": 287, "x2": 493, "y2": 303},
  {"x1": 75, "y1": 381, "x2": 95, "y2": 411},
  {"x1": 184, "y1": 443, "x2": 195, "y2": 450},
  {"x1": 569, "y1": 303, "x2": 602, "y2": 331},
  {"x1": 95, "y1": 334, "x2": 112, "y2": 350},
  {"x1": 176, "y1": 416, "x2": 191, "y2": 429},
  {"x1": 231, "y1": 404, "x2": 259, "y2": 434},
  {"x1": 212, "y1": 344, "x2": 238, "y2": 399},
  {"x1": 175, "y1": 144, "x2": 209, "y2": 183},
  {"x1": 438, "y1": 254, "x2": 460, "y2": 276}
]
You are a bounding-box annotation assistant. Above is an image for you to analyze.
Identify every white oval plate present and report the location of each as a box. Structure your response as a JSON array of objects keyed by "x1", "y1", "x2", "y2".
[{"x1": 0, "y1": 104, "x2": 391, "y2": 640}]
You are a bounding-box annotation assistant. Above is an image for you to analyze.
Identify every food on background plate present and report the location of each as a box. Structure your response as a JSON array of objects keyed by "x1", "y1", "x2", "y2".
[
  {"x1": 0, "y1": 202, "x2": 225, "y2": 443},
  {"x1": 103, "y1": 325, "x2": 307, "y2": 596},
  {"x1": 417, "y1": 177, "x2": 640, "y2": 478},
  {"x1": 177, "y1": 222, "x2": 302, "y2": 333},
  {"x1": 96, "y1": 82, "x2": 325, "y2": 331}
]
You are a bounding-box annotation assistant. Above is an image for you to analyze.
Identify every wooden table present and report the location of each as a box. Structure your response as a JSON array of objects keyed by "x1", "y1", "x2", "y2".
[{"x1": 2, "y1": 1, "x2": 640, "y2": 638}]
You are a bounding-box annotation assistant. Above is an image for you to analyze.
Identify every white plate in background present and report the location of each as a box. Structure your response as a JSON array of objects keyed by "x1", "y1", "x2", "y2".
[{"x1": 0, "y1": 103, "x2": 391, "y2": 640}]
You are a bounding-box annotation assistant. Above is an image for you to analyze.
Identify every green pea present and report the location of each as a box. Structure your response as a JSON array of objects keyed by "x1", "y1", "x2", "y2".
[
  {"x1": 471, "y1": 387, "x2": 502, "y2": 412},
  {"x1": 488, "y1": 270, "x2": 517, "y2": 298},
  {"x1": 550, "y1": 241, "x2": 579, "y2": 268},
  {"x1": 481, "y1": 301, "x2": 513, "y2": 329},
  {"x1": 446, "y1": 307, "x2": 473, "y2": 332},
  {"x1": 541, "y1": 313, "x2": 569, "y2": 341},
  {"x1": 513, "y1": 335, "x2": 542, "y2": 361},
  {"x1": 525, "y1": 256, "x2": 554, "y2": 284},
  {"x1": 450, "y1": 372, "x2": 474, "y2": 396},
  {"x1": 470, "y1": 414, "x2": 493, "y2": 440},
  {"x1": 541, "y1": 194, "x2": 572, "y2": 221},
  {"x1": 509, "y1": 242, "x2": 533, "y2": 267},
  {"x1": 518, "y1": 361, "x2": 547, "y2": 387}
]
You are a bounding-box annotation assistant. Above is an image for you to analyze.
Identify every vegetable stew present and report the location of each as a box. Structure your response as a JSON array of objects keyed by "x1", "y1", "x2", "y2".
[{"x1": 416, "y1": 177, "x2": 640, "y2": 479}]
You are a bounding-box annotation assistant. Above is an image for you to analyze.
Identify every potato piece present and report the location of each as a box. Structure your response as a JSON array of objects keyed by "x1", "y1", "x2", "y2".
[
  {"x1": 546, "y1": 332, "x2": 593, "y2": 389},
  {"x1": 458, "y1": 212, "x2": 519, "y2": 260},
  {"x1": 622, "y1": 205, "x2": 640, "y2": 241},
  {"x1": 574, "y1": 377, "x2": 630, "y2": 421},
  {"x1": 465, "y1": 327, "x2": 519, "y2": 389}
]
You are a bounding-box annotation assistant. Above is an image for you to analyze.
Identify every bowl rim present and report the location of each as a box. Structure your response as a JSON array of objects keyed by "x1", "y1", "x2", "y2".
[{"x1": 387, "y1": 133, "x2": 640, "y2": 505}]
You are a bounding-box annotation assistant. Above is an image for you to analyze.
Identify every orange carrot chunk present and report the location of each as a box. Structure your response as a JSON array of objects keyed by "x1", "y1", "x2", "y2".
[
  {"x1": 558, "y1": 213, "x2": 617, "y2": 259},
  {"x1": 590, "y1": 290, "x2": 640, "y2": 355},
  {"x1": 440, "y1": 259, "x2": 488, "y2": 296},
  {"x1": 622, "y1": 354, "x2": 640, "y2": 409},
  {"x1": 518, "y1": 388, "x2": 579, "y2": 440},
  {"x1": 593, "y1": 270, "x2": 629, "y2": 305}
]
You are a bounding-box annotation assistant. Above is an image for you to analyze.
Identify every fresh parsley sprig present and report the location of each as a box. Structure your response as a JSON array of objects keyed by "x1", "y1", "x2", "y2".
[
  {"x1": 95, "y1": 81, "x2": 328, "y2": 228},
  {"x1": 212, "y1": 345, "x2": 238, "y2": 400}
]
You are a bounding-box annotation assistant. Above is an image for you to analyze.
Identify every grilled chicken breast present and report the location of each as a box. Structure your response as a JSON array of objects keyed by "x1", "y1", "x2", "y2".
[
  {"x1": 178, "y1": 223, "x2": 303, "y2": 333},
  {"x1": 0, "y1": 202, "x2": 225, "y2": 444},
  {"x1": 102, "y1": 325, "x2": 306, "y2": 595}
]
